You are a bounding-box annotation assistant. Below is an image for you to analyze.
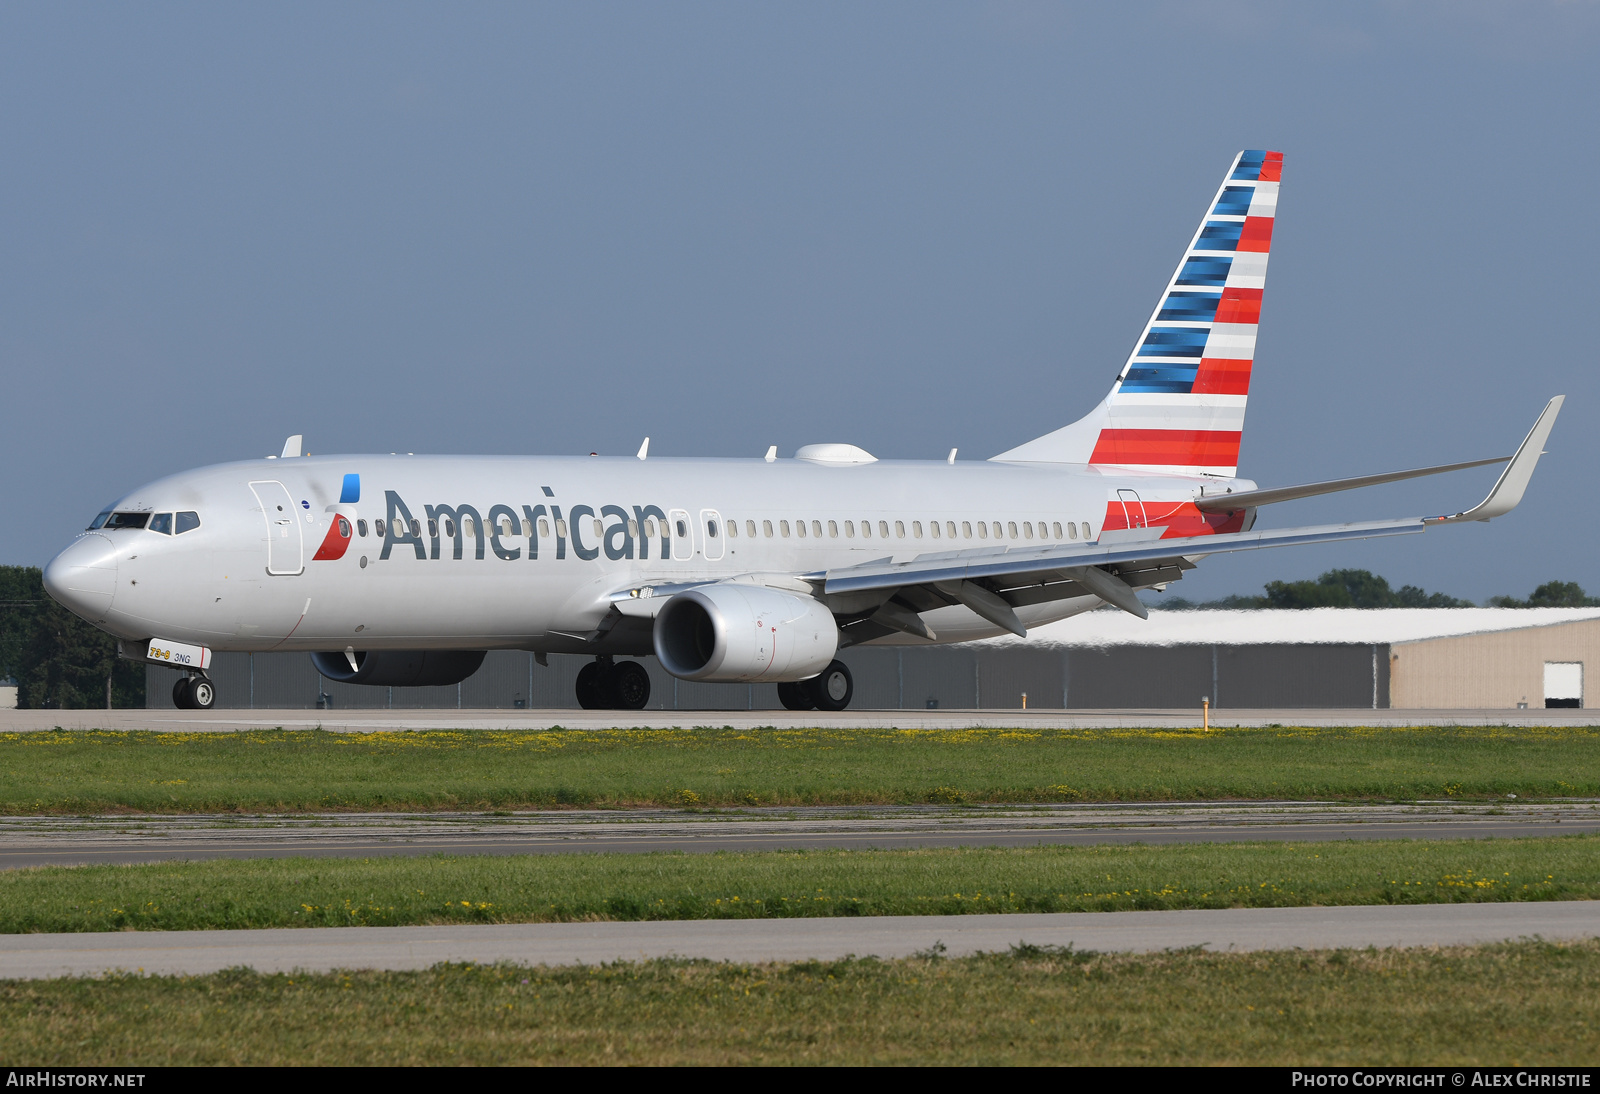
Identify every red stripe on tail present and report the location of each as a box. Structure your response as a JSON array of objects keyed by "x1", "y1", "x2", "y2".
[
  {"x1": 1237, "y1": 216, "x2": 1274, "y2": 253},
  {"x1": 1214, "y1": 286, "x2": 1262, "y2": 324},
  {"x1": 1090, "y1": 429, "x2": 1242, "y2": 467},
  {"x1": 1192, "y1": 358, "x2": 1252, "y2": 396}
]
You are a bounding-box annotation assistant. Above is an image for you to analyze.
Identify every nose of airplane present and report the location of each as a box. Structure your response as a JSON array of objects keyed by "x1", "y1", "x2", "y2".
[{"x1": 42, "y1": 533, "x2": 119, "y2": 620}]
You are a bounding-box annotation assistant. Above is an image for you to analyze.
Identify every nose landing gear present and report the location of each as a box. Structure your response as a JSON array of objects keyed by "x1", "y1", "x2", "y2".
[
  {"x1": 172, "y1": 674, "x2": 216, "y2": 710},
  {"x1": 575, "y1": 656, "x2": 652, "y2": 710}
]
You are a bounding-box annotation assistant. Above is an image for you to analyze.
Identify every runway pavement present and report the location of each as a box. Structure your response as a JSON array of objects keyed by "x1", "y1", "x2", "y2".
[
  {"x1": 4, "y1": 901, "x2": 1596, "y2": 978},
  {"x1": 2, "y1": 707, "x2": 1595, "y2": 732},
  {"x1": 3, "y1": 800, "x2": 1596, "y2": 868}
]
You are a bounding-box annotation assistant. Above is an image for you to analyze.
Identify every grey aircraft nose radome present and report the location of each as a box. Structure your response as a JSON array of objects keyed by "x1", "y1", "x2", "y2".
[{"x1": 42, "y1": 533, "x2": 119, "y2": 621}]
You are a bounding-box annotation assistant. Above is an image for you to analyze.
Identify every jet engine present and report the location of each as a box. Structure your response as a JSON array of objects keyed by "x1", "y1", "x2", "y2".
[
  {"x1": 310, "y1": 649, "x2": 487, "y2": 688},
  {"x1": 653, "y1": 584, "x2": 838, "y2": 682}
]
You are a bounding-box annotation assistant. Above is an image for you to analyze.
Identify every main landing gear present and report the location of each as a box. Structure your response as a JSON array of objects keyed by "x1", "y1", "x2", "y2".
[
  {"x1": 172, "y1": 674, "x2": 216, "y2": 710},
  {"x1": 776, "y1": 660, "x2": 854, "y2": 712},
  {"x1": 575, "y1": 656, "x2": 652, "y2": 711}
]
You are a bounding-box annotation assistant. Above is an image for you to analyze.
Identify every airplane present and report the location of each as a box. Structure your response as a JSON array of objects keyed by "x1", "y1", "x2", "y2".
[{"x1": 42, "y1": 150, "x2": 1564, "y2": 712}]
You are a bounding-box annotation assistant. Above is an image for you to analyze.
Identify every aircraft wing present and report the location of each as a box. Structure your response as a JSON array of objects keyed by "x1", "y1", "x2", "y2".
[{"x1": 815, "y1": 396, "x2": 1563, "y2": 639}]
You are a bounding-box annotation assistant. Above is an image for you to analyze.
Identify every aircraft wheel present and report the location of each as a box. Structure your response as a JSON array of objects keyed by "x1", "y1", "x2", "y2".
[
  {"x1": 575, "y1": 662, "x2": 608, "y2": 709},
  {"x1": 776, "y1": 682, "x2": 815, "y2": 711},
  {"x1": 807, "y1": 660, "x2": 853, "y2": 712},
  {"x1": 172, "y1": 677, "x2": 194, "y2": 709},
  {"x1": 607, "y1": 660, "x2": 651, "y2": 710},
  {"x1": 189, "y1": 678, "x2": 216, "y2": 710}
]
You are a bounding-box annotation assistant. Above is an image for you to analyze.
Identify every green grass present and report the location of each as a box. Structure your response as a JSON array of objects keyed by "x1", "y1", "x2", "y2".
[
  {"x1": 4, "y1": 837, "x2": 1594, "y2": 932},
  {"x1": 3, "y1": 724, "x2": 1598, "y2": 812},
  {"x1": 4, "y1": 942, "x2": 1598, "y2": 1065}
]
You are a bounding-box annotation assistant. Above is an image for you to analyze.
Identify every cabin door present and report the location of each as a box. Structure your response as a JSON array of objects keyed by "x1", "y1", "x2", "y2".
[
  {"x1": 1116, "y1": 488, "x2": 1148, "y2": 530},
  {"x1": 249, "y1": 480, "x2": 304, "y2": 575}
]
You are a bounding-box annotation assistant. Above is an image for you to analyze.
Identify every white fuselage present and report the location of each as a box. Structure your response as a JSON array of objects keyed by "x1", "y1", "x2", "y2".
[{"x1": 45, "y1": 452, "x2": 1253, "y2": 658}]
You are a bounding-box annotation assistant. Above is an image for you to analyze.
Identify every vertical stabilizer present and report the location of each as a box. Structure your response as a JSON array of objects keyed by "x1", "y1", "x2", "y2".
[{"x1": 993, "y1": 150, "x2": 1281, "y2": 475}]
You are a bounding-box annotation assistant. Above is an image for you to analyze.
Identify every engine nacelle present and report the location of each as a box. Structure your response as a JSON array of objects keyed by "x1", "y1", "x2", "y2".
[
  {"x1": 310, "y1": 650, "x2": 487, "y2": 688},
  {"x1": 653, "y1": 585, "x2": 838, "y2": 682}
]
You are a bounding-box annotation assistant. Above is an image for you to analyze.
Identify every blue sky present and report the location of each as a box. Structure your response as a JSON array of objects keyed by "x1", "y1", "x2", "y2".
[{"x1": 3, "y1": 2, "x2": 1597, "y2": 602}]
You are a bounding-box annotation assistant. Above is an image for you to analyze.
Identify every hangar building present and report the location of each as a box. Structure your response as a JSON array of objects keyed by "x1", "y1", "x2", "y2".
[{"x1": 144, "y1": 607, "x2": 1600, "y2": 711}]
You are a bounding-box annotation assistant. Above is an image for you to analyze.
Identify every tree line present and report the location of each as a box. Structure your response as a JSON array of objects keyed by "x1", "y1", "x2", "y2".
[
  {"x1": 0, "y1": 566, "x2": 145, "y2": 709},
  {"x1": 1160, "y1": 570, "x2": 1600, "y2": 611}
]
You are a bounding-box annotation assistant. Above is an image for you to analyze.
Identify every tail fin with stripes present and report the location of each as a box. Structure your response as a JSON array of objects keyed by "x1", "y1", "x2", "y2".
[{"x1": 993, "y1": 149, "x2": 1281, "y2": 476}]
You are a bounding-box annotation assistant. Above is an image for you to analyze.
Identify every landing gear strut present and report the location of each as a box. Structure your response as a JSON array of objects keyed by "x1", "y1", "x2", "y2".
[
  {"x1": 172, "y1": 674, "x2": 216, "y2": 710},
  {"x1": 575, "y1": 656, "x2": 652, "y2": 710},
  {"x1": 777, "y1": 660, "x2": 854, "y2": 712}
]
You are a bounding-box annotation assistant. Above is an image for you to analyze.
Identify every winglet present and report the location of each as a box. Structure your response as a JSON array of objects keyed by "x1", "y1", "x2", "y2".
[
  {"x1": 280, "y1": 435, "x2": 303, "y2": 459},
  {"x1": 1434, "y1": 396, "x2": 1564, "y2": 523},
  {"x1": 636, "y1": 437, "x2": 650, "y2": 460}
]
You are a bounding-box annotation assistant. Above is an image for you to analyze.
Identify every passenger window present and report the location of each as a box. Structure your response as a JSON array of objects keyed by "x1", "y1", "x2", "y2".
[
  {"x1": 844, "y1": 520, "x2": 855, "y2": 538},
  {"x1": 895, "y1": 520, "x2": 905, "y2": 538},
  {"x1": 858, "y1": 520, "x2": 869, "y2": 538},
  {"x1": 879, "y1": 520, "x2": 889, "y2": 539},
  {"x1": 430, "y1": 520, "x2": 441, "y2": 538},
  {"x1": 1081, "y1": 522, "x2": 1092, "y2": 539},
  {"x1": 912, "y1": 521, "x2": 923, "y2": 538},
  {"x1": 541, "y1": 519, "x2": 552, "y2": 537},
  {"x1": 1053, "y1": 521, "x2": 1063, "y2": 539},
  {"x1": 930, "y1": 521, "x2": 941, "y2": 539},
  {"x1": 969, "y1": 521, "x2": 979, "y2": 539},
  {"x1": 1008, "y1": 521, "x2": 1019, "y2": 539},
  {"x1": 675, "y1": 519, "x2": 687, "y2": 538},
  {"x1": 337, "y1": 517, "x2": 351, "y2": 538},
  {"x1": 726, "y1": 520, "x2": 737, "y2": 538},
  {"x1": 780, "y1": 520, "x2": 791, "y2": 537},
  {"x1": 88, "y1": 510, "x2": 111, "y2": 530},
  {"x1": 1023, "y1": 522, "x2": 1033, "y2": 539},
  {"x1": 149, "y1": 513, "x2": 173, "y2": 535},
  {"x1": 946, "y1": 521, "x2": 957, "y2": 538},
  {"x1": 1067, "y1": 521, "x2": 1077, "y2": 540},
  {"x1": 594, "y1": 519, "x2": 604, "y2": 539},
  {"x1": 763, "y1": 520, "x2": 773, "y2": 538},
  {"x1": 812, "y1": 520, "x2": 822, "y2": 538},
  {"x1": 410, "y1": 520, "x2": 422, "y2": 538},
  {"x1": 465, "y1": 517, "x2": 477, "y2": 535},
  {"x1": 626, "y1": 519, "x2": 638, "y2": 537},
  {"x1": 707, "y1": 520, "x2": 718, "y2": 539},
  {"x1": 746, "y1": 520, "x2": 756, "y2": 537},
  {"x1": 356, "y1": 519, "x2": 368, "y2": 538},
  {"x1": 796, "y1": 520, "x2": 807, "y2": 538},
  {"x1": 827, "y1": 520, "x2": 838, "y2": 538},
  {"x1": 556, "y1": 519, "x2": 568, "y2": 537},
  {"x1": 375, "y1": 518, "x2": 387, "y2": 537}
]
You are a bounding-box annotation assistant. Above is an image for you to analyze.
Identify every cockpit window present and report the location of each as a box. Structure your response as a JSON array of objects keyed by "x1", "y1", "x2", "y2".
[
  {"x1": 175, "y1": 512, "x2": 201, "y2": 534},
  {"x1": 103, "y1": 512, "x2": 150, "y2": 530},
  {"x1": 88, "y1": 510, "x2": 112, "y2": 530},
  {"x1": 148, "y1": 513, "x2": 173, "y2": 535}
]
